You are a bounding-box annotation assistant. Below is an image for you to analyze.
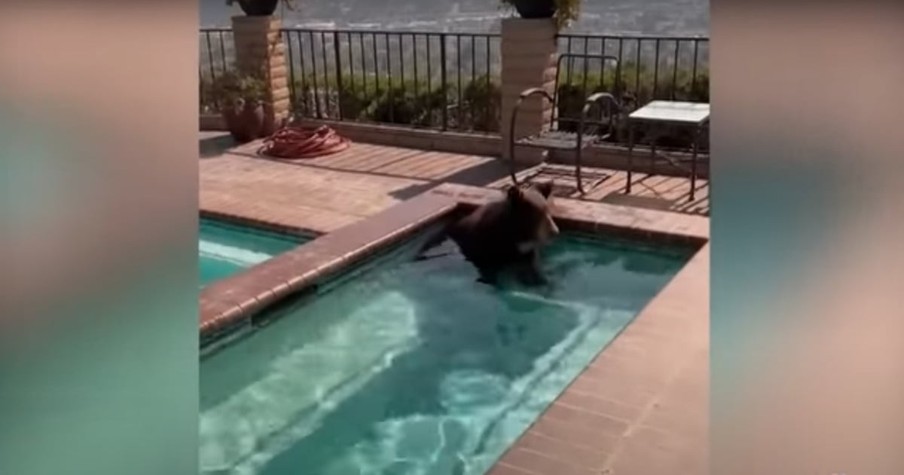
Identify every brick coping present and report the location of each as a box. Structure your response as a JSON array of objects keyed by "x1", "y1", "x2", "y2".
[
  {"x1": 199, "y1": 191, "x2": 457, "y2": 343},
  {"x1": 491, "y1": 243, "x2": 709, "y2": 474},
  {"x1": 200, "y1": 209, "x2": 322, "y2": 240},
  {"x1": 429, "y1": 183, "x2": 708, "y2": 246}
]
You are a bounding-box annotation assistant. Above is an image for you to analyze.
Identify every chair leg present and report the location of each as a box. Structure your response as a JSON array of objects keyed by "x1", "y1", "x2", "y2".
[
  {"x1": 508, "y1": 132, "x2": 518, "y2": 186},
  {"x1": 649, "y1": 130, "x2": 657, "y2": 175},
  {"x1": 626, "y1": 124, "x2": 634, "y2": 194},
  {"x1": 575, "y1": 146, "x2": 585, "y2": 195},
  {"x1": 689, "y1": 125, "x2": 700, "y2": 202}
]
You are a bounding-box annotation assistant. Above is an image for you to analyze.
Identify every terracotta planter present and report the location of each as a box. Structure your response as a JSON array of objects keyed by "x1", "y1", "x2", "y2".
[
  {"x1": 511, "y1": 0, "x2": 556, "y2": 19},
  {"x1": 221, "y1": 99, "x2": 266, "y2": 143},
  {"x1": 240, "y1": 100, "x2": 265, "y2": 140},
  {"x1": 238, "y1": 0, "x2": 279, "y2": 16},
  {"x1": 221, "y1": 102, "x2": 244, "y2": 141},
  {"x1": 260, "y1": 102, "x2": 278, "y2": 137}
]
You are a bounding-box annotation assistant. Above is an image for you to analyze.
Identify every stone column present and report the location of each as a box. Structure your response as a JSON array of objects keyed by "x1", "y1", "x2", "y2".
[
  {"x1": 231, "y1": 15, "x2": 291, "y2": 129},
  {"x1": 500, "y1": 18, "x2": 558, "y2": 163}
]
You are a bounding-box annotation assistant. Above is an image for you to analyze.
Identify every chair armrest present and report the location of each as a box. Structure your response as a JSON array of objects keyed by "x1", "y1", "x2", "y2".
[
  {"x1": 509, "y1": 88, "x2": 555, "y2": 144},
  {"x1": 584, "y1": 92, "x2": 622, "y2": 112},
  {"x1": 578, "y1": 92, "x2": 625, "y2": 141},
  {"x1": 519, "y1": 87, "x2": 554, "y2": 103}
]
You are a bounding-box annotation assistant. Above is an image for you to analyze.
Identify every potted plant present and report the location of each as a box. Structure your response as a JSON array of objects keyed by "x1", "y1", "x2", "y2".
[
  {"x1": 500, "y1": 0, "x2": 581, "y2": 30},
  {"x1": 209, "y1": 70, "x2": 273, "y2": 143},
  {"x1": 225, "y1": 0, "x2": 296, "y2": 16}
]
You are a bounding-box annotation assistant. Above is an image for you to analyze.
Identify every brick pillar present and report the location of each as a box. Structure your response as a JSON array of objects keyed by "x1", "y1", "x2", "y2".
[
  {"x1": 231, "y1": 15, "x2": 291, "y2": 129},
  {"x1": 500, "y1": 18, "x2": 558, "y2": 163}
]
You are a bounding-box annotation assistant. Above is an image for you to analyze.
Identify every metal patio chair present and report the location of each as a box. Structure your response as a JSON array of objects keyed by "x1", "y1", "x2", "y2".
[{"x1": 507, "y1": 53, "x2": 632, "y2": 195}]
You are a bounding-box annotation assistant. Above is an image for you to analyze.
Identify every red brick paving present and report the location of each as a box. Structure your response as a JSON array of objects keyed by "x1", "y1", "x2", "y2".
[{"x1": 201, "y1": 138, "x2": 709, "y2": 236}]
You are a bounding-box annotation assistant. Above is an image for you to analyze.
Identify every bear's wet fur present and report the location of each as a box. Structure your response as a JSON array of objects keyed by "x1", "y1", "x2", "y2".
[{"x1": 442, "y1": 181, "x2": 560, "y2": 286}]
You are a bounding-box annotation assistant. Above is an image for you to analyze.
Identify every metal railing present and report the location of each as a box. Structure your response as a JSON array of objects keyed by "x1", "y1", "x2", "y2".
[
  {"x1": 200, "y1": 28, "x2": 710, "y2": 131},
  {"x1": 556, "y1": 34, "x2": 710, "y2": 104},
  {"x1": 199, "y1": 28, "x2": 235, "y2": 112},
  {"x1": 281, "y1": 29, "x2": 501, "y2": 132}
]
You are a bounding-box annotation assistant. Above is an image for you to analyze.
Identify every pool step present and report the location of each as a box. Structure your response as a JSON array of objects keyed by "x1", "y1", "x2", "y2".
[{"x1": 198, "y1": 239, "x2": 276, "y2": 267}]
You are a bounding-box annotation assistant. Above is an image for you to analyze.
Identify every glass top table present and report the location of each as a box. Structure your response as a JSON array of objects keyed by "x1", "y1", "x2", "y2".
[
  {"x1": 629, "y1": 101, "x2": 710, "y2": 124},
  {"x1": 626, "y1": 101, "x2": 710, "y2": 201}
]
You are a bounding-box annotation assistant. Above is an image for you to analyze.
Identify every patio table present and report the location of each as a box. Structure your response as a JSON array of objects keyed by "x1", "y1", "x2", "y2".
[{"x1": 626, "y1": 101, "x2": 710, "y2": 201}]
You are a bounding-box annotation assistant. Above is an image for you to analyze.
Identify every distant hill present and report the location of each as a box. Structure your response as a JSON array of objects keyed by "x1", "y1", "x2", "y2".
[{"x1": 200, "y1": 0, "x2": 709, "y2": 36}]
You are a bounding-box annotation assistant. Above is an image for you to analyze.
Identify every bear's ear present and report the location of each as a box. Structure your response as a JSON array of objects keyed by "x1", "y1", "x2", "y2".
[
  {"x1": 534, "y1": 181, "x2": 554, "y2": 199},
  {"x1": 505, "y1": 184, "x2": 523, "y2": 202}
]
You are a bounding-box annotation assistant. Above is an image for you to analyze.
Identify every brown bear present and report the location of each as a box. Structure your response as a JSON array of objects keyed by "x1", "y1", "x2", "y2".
[{"x1": 420, "y1": 181, "x2": 560, "y2": 286}]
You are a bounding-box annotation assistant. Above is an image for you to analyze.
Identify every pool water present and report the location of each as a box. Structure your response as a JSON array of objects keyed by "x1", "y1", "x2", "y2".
[
  {"x1": 199, "y1": 219, "x2": 307, "y2": 288},
  {"x1": 199, "y1": 234, "x2": 692, "y2": 475}
]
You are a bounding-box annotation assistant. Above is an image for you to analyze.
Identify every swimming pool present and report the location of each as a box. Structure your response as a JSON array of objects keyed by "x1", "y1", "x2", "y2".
[
  {"x1": 199, "y1": 218, "x2": 308, "y2": 288},
  {"x1": 199, "y1": 233, "x2": 692, "y2": 475}
]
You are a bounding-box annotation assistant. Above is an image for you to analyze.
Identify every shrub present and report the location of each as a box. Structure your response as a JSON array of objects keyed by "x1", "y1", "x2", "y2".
[
  {"x1": 366, "y1": 82, "x2": 449, "y2": 127},
  {"x1": 208, "y1": 70, "x2": 267, "y2": 106},
  {"x1": 200, "y1": 76, "x2": 217, "y2": 113},
  {"x1": 461, "y1": 75, "x2": 502, "y2": 132},
  {"x1": 278, "y1": 65, "x2": 709, "y2": 145},
  {"x1": 291, "y1": 74, "x2": 501, "y2": 131}
]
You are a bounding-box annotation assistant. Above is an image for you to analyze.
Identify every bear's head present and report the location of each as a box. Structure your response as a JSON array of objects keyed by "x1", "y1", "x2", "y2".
[{"x1": 505, "y1": 181, "x2": 559, "y2": 252}]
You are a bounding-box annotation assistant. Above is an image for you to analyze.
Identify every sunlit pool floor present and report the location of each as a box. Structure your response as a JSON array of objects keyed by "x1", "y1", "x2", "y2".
[{"x1": 200, "y1": 234, "x2": 692, "y2": 475}]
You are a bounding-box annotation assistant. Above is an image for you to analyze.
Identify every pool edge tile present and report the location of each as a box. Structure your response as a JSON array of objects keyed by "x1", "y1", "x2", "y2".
[
  {"x1": 486, "y1": 244, "x2": 709, "y2": 475},
  {"x1": 199, "y1": 191, "x2": 458, "y2": 340}
]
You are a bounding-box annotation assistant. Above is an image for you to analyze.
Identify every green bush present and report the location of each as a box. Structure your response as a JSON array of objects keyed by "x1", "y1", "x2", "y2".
[
  {"x1": 200, "y1": 76, "x2": 217, "y2": 112},
  {"x1": 555, "y1": 65, "x2": 709, "y2": 106},
  {"x1": 365, "y1": 82, "x2": 449, "y2": 127},
  {"x1": 276, "y1": 64, "x2": 708, "y2": 142},
  {"x1": 461, "y1": 75, "x2": 501, "y2": 132},
  {"x1": 209, "y1": 70, "x2": 267, "y2": 104},
  {"x1": 199, "y1": 70, "x2": 268, "y2": 113},
  {"x1": 289, "y1": 74, "x2": 500, "y2": 132}
]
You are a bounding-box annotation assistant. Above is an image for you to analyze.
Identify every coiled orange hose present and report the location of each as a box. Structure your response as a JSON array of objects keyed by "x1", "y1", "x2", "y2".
[{"x1": 257, "y1": 125, "x2": 351, "y2": 159}]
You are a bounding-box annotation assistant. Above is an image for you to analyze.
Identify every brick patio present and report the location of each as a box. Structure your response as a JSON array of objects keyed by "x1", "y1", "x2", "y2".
[{"x1": 200, "y1": 132, "x2": 709, "y2": 236}]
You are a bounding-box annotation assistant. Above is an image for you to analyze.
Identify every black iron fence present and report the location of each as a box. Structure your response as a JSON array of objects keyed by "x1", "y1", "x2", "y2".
[
  {"x1": 200, "y1": 28, "x2": 709, "y2": 133},
  {"x1": 199, "y1": 28, "x2": 234, "y2": 112},
  {"x1": 557, "y1": 34, "x2": 709, "y2": 104},
  {"x1": 281, "y1": 30, "x2": 501, "y2": 132}
]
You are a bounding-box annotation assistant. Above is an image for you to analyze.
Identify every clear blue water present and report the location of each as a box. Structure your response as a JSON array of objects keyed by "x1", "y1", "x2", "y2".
[
  {"x1": 199, "y1": 233, "x2": 692, "y2": 475},
  {"x1": 199, "y1": 219, "x2": 307, "y2": 288}
]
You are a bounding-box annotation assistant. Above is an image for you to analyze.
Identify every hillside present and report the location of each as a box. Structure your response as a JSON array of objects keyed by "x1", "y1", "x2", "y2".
[{"x1": 200, "y1": 0, "x2": 709, "y2": 35}]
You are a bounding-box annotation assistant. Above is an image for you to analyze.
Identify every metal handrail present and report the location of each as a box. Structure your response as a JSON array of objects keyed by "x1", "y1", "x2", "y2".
[{"x1": 508, "y1": 88, "x2": 554, "y2": 185}]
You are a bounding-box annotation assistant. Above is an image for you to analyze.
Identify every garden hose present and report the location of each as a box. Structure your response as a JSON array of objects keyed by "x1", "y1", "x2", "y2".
[{"x1": 257, "y1": 125, "x2": 351, "y2": 159}]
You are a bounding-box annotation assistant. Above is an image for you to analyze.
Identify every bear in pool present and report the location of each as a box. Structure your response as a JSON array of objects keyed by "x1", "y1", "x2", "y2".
[{"x1": 421, "y1": 181, "x2": 560, "y2": 286}]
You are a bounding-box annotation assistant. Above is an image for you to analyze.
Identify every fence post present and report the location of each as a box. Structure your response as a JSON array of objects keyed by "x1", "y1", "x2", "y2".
[
  {"x1": 333, "y1": 32, "x2": 344, "y2": 120},
  {"x1": 440, "y1": 36, "x2": 448, "y2": 131},
  {"x1": 231, "y1": 15, "x2": 291, "y2": 130},
  {"x1": 500, "y1": 18, "x2": 557, "y2": 163}
]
